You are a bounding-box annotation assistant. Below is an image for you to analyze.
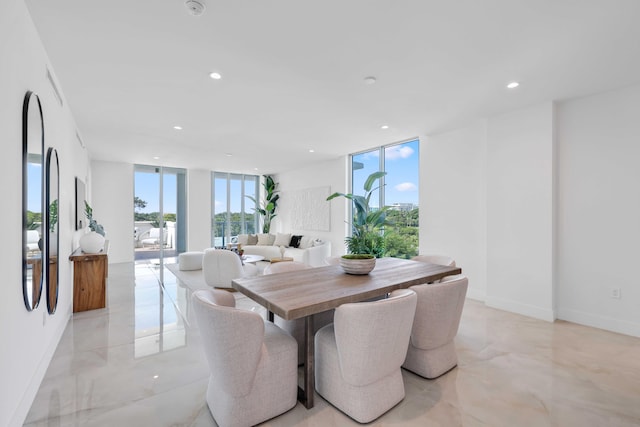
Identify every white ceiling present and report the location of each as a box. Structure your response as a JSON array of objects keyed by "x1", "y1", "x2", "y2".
[{"x1": 25, "y1": 0, "x2": 640, "y2": 175}]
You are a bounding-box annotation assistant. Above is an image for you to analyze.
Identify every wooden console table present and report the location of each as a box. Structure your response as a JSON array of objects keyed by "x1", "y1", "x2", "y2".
[{"x1": 69, "y1": 241, "x2": 109, "y2": 313}]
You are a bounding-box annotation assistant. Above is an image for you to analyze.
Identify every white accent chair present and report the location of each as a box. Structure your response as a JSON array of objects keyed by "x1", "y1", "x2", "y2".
[
  {"x1": 263, "y1": 261, "x2": 334, "y2": 364},
  {"x1": 26, "y1": 230, "x2": 40, "y2": 252},
  {"x1": 403, "y1": 275, "x2": 468, "y2": 379},
  {"x1": 202, "y1": 248, "x2": 258, "y2": 289},
  {"x1": 315, "y1": 289, "x2": 418, "y2": 423},
  {"x1": 191, "y1": 289, "x2": 298, "y2": 427},
  {"x1": 140, "y1": 227, "x2": 167, "y2": 248}
]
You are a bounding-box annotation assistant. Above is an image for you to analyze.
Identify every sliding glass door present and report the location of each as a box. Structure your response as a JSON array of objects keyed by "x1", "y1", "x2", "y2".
[{"x1": 134, "y1": 165, "x2": 187, "y2": 262}]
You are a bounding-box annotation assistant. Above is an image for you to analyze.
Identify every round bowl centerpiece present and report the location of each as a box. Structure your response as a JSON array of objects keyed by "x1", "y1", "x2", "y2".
[{"x1": 340, "y1": 254, "x2": 376, "y2": 275}]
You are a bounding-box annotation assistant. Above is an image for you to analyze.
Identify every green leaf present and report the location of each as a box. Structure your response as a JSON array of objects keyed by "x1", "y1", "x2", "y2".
[{"x1": 363, "y1": 171, "x2": 386, "y2": 192}]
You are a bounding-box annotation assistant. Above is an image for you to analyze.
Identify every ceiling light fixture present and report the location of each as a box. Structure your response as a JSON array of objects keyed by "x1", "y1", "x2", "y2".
[
  {"x1": 507, "y1": 81, "x2": 520, "y2": 89},
  {"x1": 173, "y1": 125, "x2": 182, "y2": 130},
  {"x1": 309, "y1": 149, "x2": 315, "y2": 153},
  {"x1": 364, "y1": 76, "x2": 377, "y2": 85},
  {"x1": 185, "y1": 0, "x2": 206, "y2": 16},
  {"x1": 209, "y1": 72, "x2": 222, "y2": 80},
  {"x1": 153, "y1": 156, "x2": 160, "y2": 160},
  {"x1": 380, "y1": 125, "x2": 389, "y2": 130},
  {"x1": 225, "y1": 153, "x2": 232, "y2": 157}
]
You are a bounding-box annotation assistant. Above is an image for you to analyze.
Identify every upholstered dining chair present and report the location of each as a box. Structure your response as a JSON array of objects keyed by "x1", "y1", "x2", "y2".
[
  {"x1": 263, "y1": 261, "x2": 334, "y2": 364},
  {"x1": 411, "y1": 254, "x2": 457, "y2": 282},
  {"x1": 191, "y1": 289, "x2": 298, "y2": 427},
  {"x1": 411, "y1": 254, "x2": 456, "y2": 267},
  {"x1": 403, "y1": 275, "x2": 468, "y2": 379},
  {"x1": 202, "y1": 248, "x2": 258, "y2": 290},
  {"x1": 315, "y1": 289, "x2": 418, "y2": 423}
]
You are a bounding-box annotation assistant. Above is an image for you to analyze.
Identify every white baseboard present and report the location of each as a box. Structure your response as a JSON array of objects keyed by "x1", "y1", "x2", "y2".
[
  {"x1": 10, "y1": 311, "x2": 71, "y2": 427},
  {"x1": 485, "y1": 296, "x2": 555, "y2": 322},
  {"x1": 466, "y1": 288, "x2": 485, "y2": 302},
  {"x1": 557, "y1": 307, "x2": 640, "y2": 338}
]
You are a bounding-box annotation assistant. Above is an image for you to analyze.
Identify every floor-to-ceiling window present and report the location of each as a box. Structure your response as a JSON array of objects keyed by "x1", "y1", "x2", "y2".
[
  {"x1": 134, "y1": 165, "x2": 187, "y2": 262},
  {"x1": 212, "y1": 172, "x2": 259, "y2": 247},
  {"x1": 351, "y1": 138, "x2": 420, "y2": 258}
]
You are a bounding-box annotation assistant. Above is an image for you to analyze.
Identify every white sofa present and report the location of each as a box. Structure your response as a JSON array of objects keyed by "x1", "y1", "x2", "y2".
[{"x1": 237, "y1": 233, "x2": 331, "y2": 267}]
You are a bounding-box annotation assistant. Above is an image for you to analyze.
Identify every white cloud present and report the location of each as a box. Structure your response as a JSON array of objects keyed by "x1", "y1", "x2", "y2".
[
  {"x1": 385, "y1": 145, "x2": 414, "y2": 160},
  {"x1": 395, "y1": 182, "x2": 417, "y2": 192}
]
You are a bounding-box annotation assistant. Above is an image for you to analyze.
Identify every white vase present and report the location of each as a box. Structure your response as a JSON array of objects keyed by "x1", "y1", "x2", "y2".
[
  {"x1": 79, "y1": 231, "x2": 105, "y2": 254},
  {"x1": 49, "y1": 232, "x2": 58, "y2": 256}
]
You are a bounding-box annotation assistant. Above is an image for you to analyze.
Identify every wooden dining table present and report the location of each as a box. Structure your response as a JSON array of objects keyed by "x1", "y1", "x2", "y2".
[{"x1": 232, "y1": 257, "x2": 461, "y2": 409}]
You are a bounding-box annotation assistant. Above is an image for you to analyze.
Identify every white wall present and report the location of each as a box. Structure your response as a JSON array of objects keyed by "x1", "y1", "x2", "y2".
[
  {"x1": 275, "y1": 157, "x2": 348, "y2": 256},
  {"x1": 0, "y1": 2, "x2": 90, "y2": 425},
  {"x1": 90, "y1": 161, "x2": 134, "y2": 263},
  {"x1": 556, "y1": 84, "x2": 640, "y2": 337},
  {"x1": 421, "y1": 123, "x2": 488, "y2": 301},
  {"x1": 486, "y1": 102, "x2": 556, "y2": 321},
  {"x1": 187, "y1": 169, "x2": 212, "y2": 251}
]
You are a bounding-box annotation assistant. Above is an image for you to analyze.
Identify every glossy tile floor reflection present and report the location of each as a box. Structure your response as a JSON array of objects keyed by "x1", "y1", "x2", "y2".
[{"x1": 25, "y1": 262, "x2": 640, "y2": 426}]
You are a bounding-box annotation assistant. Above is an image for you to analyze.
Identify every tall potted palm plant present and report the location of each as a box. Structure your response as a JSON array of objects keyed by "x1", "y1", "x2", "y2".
[
  {"x1": 246, "y1": 175, "x2": 279, "y2": 234},
  {"x1": 327, "y1": 171, "x2": 392, "y2": 274}
]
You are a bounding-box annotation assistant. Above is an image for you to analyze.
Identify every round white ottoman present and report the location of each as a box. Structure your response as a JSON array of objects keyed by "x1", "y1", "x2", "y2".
[{"x1": 178, "y1": 251, "x2": 204, "y2": 271}]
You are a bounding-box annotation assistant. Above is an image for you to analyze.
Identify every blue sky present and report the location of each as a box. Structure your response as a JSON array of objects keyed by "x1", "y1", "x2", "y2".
[
  {"x1": 134, "y1": 171, "x2": 177, "y2": 214},
  {"x1": 353, "y1": 138, "x2": 420, "y2": 207},
  {"x1": 134, "y1": 138, "x2": 419, "y2": 215}
]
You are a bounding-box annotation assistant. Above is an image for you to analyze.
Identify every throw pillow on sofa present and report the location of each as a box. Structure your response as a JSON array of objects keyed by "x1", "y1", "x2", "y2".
[
  {"x1": 273, "y1": 232, "x2": 292, "y2": 247},
  {"x1": 257, "y1": 234, "x2": 270, "y2": 245},
  {"x1": 248, "y1": 234, "x2": 258, "y2": 245},
  {"x1": 237, "y1": 234, "x2": 249, "y2": 246},
  {"x1": 289, "y1": 235, "x2": 302, "y2": 248}
]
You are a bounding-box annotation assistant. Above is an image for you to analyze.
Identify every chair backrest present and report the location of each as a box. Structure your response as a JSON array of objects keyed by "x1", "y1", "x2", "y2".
[
  {"x1": 202, "y1": 249, "x2": 244, "y2": 287},
  {"x1": 408, "y1": 275, "x2": 468, "y2": 350},
  {"x1": 192, "y1": 289, "x2": 265, "y2": 396},
  {"x1": 334, "y1": 289, "x2": 417, "y2": 386},
  {"x1": 263, "y1": 261, "x2": 309, "y2": 275},
  {"x1": 411, "y1": 254, "x2": 456, "y2": 267}
]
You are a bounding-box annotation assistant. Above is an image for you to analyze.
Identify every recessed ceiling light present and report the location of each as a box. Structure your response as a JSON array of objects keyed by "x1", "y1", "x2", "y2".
[
  {"x1": 209, "y1": 72, "x2": 222, "y2": 80},
  {"x1": 153, "y1": 375, "x2": 159, "y2": 379},
  {"x1": 153, "y1": 156, "x2": 160, "y2": 160},
  {"x1": 254, "y1": 168, "x2": 259, "y2": 171},
  {"x1": 507, "y1": 81, "x2": 520, "y2": 89},
  {"x1": 225, "y1": 153, "x2": 232, "y2": 157},
  {"x1": 309, "y1": 149, "x2": 315, "y2": 153},
  {"x1": 173, "y1": 125, "x2": 182, "y2": 130},
  {"x1": 380, "y1": 125, "x2": 389, "y2": 130},
  {"x1": 364, "y1": 76, "x2": 377, "y2": 85}
]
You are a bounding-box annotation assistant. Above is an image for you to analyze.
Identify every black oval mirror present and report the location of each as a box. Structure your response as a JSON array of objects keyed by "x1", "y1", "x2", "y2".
[
  {"x1": 46, "y1": 148, "x2": 59, "y2": 314},
  {"x1": 23, "y1": 91, "x2": 44, "y2": 311}
]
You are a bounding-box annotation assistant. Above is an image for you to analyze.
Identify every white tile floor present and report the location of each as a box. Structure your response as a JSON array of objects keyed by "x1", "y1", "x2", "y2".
[{"x1": 24, "y1": 262, "x2": 640, "y2": 426}]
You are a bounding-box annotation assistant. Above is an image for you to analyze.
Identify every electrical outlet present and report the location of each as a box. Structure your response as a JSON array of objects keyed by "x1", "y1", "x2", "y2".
[{"x1": 611, "y1": 288, "x2": 621, "y2": 299}]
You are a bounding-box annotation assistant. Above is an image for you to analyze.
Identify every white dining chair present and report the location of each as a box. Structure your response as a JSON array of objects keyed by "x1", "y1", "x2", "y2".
[
  {"x1": 202, "y1": 248, "x2": 257, "y2": 290},
  {"x1": 403, "y1": 275, "x2": 468, "y2": 379},
  {"x1": 263, "y1": 261, "x2": 334, "y2": 364},
  {"x1": 315, "y1": 289, "x2": 417, "y2": 423}
]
